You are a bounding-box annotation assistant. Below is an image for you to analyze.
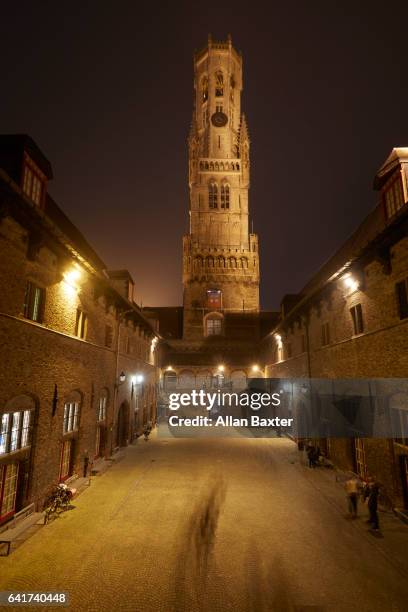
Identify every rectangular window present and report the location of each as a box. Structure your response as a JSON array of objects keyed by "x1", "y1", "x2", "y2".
[
  {"x1": 207, "y1": 290, "x2": 222, "y2": 309},
  {"x1": 60, "y1": 440, "x2": 72, "y2": 481},
  {"x1": 384, "y1": 175, "x2": 405, "y2": 219},
  {"x1": 10, "y1": 412, "x2": 21, "y2": 452},
  {"x1": 396, "y1": 279, "x2": 408, "y2": 320},
  {"x1": 98, "y1": 397, "x2": 107, "y2": 422},
  {"x1": 24, "y1": 282, "x2": 45, "y2": 323},
  {"x1": 0, "y1": 414, "x2": 10, "y2": 455},
  {"x1": 206, "y1": 318, "x2": 222, "y2": 335},
  {"x1": 63, "y1": 402, "x2": 80, "y2": 434},
  {"x1": 0, "y1": 463, "x2": 19, "y2": 520},
  {"x1": 105, "y1": 325, "x2": 113, "y2": 348},
  {"x1": 20, "y1": 411, "x2": 31, "y2": 448},
  {"x1": 350, "y1": 304, "x2": 364, "y2": 335},
  {"x1": 0, "y1": 411, "x2": 32, "y2": 456},
  {"x1": 354, "y1": 438, "x2": 367, "y2": 479},
  {"x1": 321, "y1": 322, "x2": 330, "y2": 346},
  {"x1": 392, "y1": 408, "x2": 408, "y2": 447},
  {"x1": 75, "y1": 309, "x2": 88, "y2": 339},
  {"x1": 22, "y1": 160, "x2": 45, "y2": 207}
]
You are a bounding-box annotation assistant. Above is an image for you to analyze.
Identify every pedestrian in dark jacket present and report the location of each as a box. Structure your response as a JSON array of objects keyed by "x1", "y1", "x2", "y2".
[
  {"x1": 307, "y1": 444, "x2": 316, "y2": 468},
  {"x1": 364, "y1": 480, "x2": 380, "y2": 531}
]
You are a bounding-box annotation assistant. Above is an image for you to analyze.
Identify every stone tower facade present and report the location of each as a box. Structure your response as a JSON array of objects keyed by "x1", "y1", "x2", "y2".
[{"x1": 183, "y1": 35, "x2": 260, "y2": 340}]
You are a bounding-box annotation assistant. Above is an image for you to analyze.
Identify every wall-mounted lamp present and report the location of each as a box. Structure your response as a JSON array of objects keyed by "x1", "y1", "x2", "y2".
[
  {"x1": 63, "y1": 265, "x2": 82, "y2": 289},
  {"x1": 342, "y1": 273, "x2": 359, "y2": 292},
  {"x1": 118, "y1": 371, "x2": 126, "y2": 384},
  {"x1": 217, "y1": 365, "x2": 225, "y2": 372}
]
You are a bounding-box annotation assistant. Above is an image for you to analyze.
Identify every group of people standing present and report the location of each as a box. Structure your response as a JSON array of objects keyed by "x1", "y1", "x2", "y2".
[
  {"x1": 344, "y1": 475, "x2": 381, "y2": 531},
  {"x1": 300, "y1": 440, "x2": 382, "y2": 533}
]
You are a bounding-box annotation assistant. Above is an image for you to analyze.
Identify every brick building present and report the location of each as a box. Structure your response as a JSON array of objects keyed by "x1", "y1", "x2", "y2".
[
  {"x1": 262, "y1": 147, "x2": 408, "y2": 511},
  {"x1": 0, "y1": 135, "x2": 160, "y2": 524}
]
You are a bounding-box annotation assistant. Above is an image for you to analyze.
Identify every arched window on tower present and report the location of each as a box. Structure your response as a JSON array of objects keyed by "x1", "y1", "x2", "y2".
[
  {"x1": 215, "y1": 72, "x2": 224, "y2": 97},
  {"x1": 221, "y1": 184, "x2": 230, "y2": 209},
  {"x1": 209, "y1": 182, "x2": 218, "y2": 209},
  {"x1": 201, "y1": 76, "x2": 208, "y2": 103}
]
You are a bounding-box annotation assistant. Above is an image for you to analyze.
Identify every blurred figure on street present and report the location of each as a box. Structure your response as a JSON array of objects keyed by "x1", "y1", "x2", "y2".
[{"x1": 344, "y1": 476, "x2": 360, "y2": 518}]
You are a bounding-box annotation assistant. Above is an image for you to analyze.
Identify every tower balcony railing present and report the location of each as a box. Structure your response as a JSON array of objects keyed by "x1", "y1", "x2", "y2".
[{"x1": 199, "y1": 159, "x2": 241, "y2": 173}]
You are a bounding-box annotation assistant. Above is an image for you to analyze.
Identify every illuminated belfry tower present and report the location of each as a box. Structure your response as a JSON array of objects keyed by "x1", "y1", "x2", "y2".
[{"x1": 183, "y1": 35, "x2": 260, "y2": 340}]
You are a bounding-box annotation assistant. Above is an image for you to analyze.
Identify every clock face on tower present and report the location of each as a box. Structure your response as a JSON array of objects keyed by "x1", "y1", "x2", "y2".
[{"x1": 211, "y1": 112, "x2": 228, "y2": 127}]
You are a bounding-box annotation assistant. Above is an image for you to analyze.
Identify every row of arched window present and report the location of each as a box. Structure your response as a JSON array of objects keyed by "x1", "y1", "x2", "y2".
[
  {"x1": 200, "y1": 161, "x2": 240, "y2": 172},
  {"x1": 194, "y1": 256, "x2": 249, "y2": 268},
  {"x1": 209, "y1": 182, "x2": 230, "y2": 209}
]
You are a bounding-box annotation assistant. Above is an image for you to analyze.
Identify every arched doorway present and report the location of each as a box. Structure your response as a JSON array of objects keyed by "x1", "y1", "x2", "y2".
[{"x1": 116, "y1": 401, "x2": 129, "y2": 447}]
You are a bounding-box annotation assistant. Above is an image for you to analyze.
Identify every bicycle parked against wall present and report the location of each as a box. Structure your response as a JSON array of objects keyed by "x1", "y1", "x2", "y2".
[{"x1": 43, "y1": 483, "x2": 76, "y2": 524}]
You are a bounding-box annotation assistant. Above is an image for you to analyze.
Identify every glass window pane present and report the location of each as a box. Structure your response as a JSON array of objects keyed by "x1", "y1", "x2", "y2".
[
  {"x1": 10, "y1": 412, "x2": 21, "y2": 452},
  {"x1": 0, "y1": 413, "x2": 10, "y2": 454},
  {"x1": 0, "y1": 463, "x2": 19, "y2": 517},
  {"x1": 21, "y1": 411, "x2": 31, "y2": 448}
]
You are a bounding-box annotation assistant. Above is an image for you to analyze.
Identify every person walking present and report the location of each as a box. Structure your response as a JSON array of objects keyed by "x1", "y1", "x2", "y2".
[{"x1": 344, "y1": 476, "x2": 360, "y2": 518}]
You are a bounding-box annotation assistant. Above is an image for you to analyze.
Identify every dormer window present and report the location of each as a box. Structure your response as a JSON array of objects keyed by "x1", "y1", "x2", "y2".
[
  {"x1": 384, "y1": 173, "x2": 405, "y2": 219},
  {"x1": 22, "y1": 154, "x2": 46, "y2": 207}
]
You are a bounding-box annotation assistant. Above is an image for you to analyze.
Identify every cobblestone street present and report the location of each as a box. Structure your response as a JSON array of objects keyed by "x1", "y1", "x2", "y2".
[{"x1": 1, "y1": 434, "x2": 408, "y2": 612}]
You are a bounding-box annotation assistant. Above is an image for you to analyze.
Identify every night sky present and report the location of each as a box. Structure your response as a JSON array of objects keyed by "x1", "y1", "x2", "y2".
[{"x1": 1, "y1": 1, "x2": 408, "y2": 309}]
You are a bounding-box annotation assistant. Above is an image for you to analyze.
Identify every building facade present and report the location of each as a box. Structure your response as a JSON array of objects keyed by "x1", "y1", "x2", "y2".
[
  {"x1": 262, "y1": 147, "x2": 408, "y2": 511},
  {"x1": 0, "y1": 135, "x2": 160, "y2": 524}
]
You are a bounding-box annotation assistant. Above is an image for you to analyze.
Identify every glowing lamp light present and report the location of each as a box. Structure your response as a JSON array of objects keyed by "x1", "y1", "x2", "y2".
[
  {"x1": 136, "y1": 374, "x2": 144, "y2": 384},
  {"x1": 342, "y1": 273, "x2": 358, "y2": 292},
  {"x1": 166, "y1": 366, "x2": 173, "y2": 372},
  {"x1": 63, "y1": 266, "x2": 81, "y2": 288},
  {"x1": 275, "y1": 334, "x2": 283, "y2": 349},
  {"x1": 252, "y1": 364, "x2": 260, "y2": 373},
  {"x1": 119, "y1": 371, "x2": 126, "y2": 384},
  {"x1": 217, "y1": 365, "x2": 225, "y2": 372}
]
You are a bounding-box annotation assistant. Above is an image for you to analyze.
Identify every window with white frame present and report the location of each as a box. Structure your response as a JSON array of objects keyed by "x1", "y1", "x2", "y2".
[
  {"x1": 63, "y1": 402, "x2": 80, "y2": 434},
  {"x1": 205, "y1": 316, "x2": 222, "y2": 336},
  {"x1": 75, "y1": 309, "x2": 88, "y2": 339},
  {"x1": 350, "y1": 304, "x2": 364, "y2": 335},
  {"x1": 0, "y1": 410, "x2": 32, "y2": 455},
  {"x1": 98, "y1": 396, "x2": 107, "y2": 422},
  {"x1": 24, "y1": 281, "x2": 45, "y2": 323}
]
